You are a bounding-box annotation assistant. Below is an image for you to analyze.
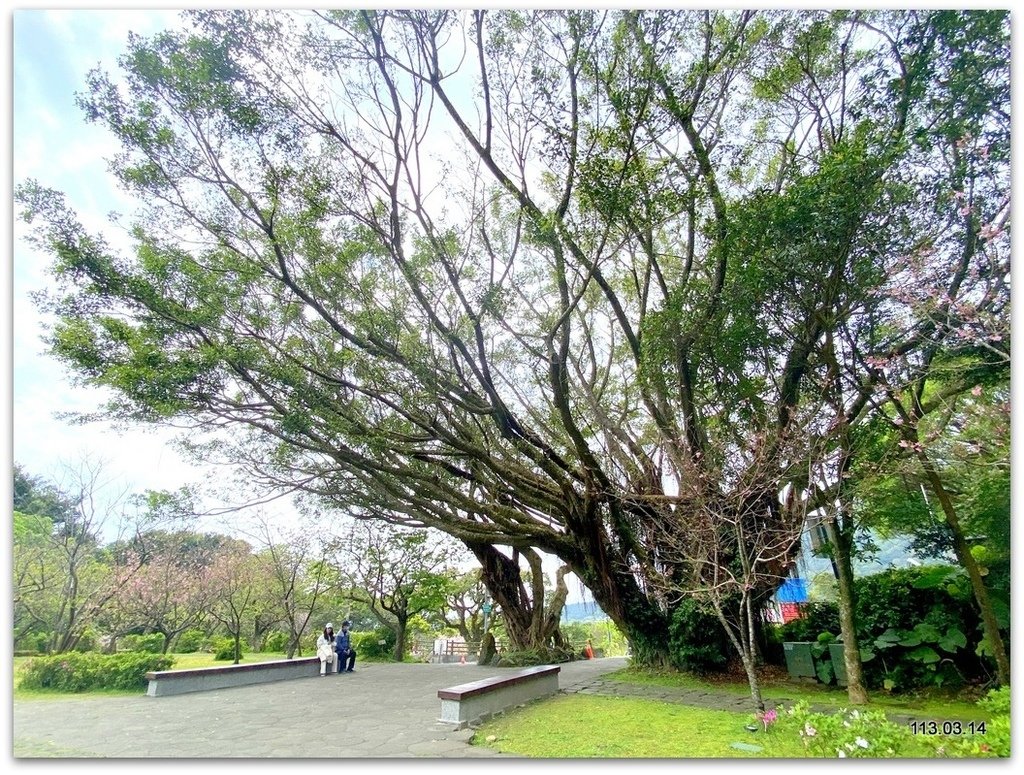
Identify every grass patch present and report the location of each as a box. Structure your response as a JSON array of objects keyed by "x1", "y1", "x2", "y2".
[
  {"x1": 471, "y1": 694, "x2": 953, "y2": 758},
  {"x1": 473, "y1": 694, "x2": 806, "y2": 757},
  {"x1": 606, "y1": 666, "x2": 988, "y2": 720}
]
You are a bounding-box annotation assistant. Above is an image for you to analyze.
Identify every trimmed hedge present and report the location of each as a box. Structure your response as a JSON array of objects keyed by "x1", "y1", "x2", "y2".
[{"x1": 18, "y1": 651, "x2": 174, "y2": 693}]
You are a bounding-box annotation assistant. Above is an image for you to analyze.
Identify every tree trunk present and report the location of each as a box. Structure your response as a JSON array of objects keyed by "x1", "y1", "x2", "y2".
[
  {"x1": 712, "y1": 594, "x2": 764, "y2": 712},
  {"x1": 917, "y1": 451, "x2": 1010, "y2": 686},
  {"x1": 467, "y1": 543, "x2": 568, "y2": 655},
  {"x1": 569, "y1": 549, "x2": 672, "y2": 666},
  {"x1": 393, "y1": 614, "x2": 408, "y2": 662},
  {"x1": 823, "y1": 513, "x2": 869, "y2": 705},
  {"x1": 479, "y1": 631, "x2": 498, "y2": 665}
]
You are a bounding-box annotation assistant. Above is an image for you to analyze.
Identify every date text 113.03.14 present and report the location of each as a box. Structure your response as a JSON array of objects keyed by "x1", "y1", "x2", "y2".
[{"x1": 909, "y1": 720, "x2": 986, "y2": 736}]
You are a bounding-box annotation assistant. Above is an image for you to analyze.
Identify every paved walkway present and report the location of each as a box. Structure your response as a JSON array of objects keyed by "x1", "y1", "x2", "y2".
[
  {"x1": 12, "y1": 657, "x2": 939, "y2": 759},
  {"x1": 12, "y1": 657, "x2": 630, "y2": 759}
]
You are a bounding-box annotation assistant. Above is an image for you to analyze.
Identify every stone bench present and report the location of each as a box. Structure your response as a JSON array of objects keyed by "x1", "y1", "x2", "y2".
[
  {"x1": 437, "y1": 664, "x2": 560, "y2": 729},
  {"x1": 146, "y1": 656, "x2": 321, "y2": 697}
]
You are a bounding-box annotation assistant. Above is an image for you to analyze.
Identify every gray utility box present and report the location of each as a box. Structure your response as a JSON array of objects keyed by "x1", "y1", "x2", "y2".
[
  {"x1": 829, "y1": 643, "x2": 849, "y2": 687},
  {"x1": 782, "y1": 641, "x2": 817, "y2": 679}
]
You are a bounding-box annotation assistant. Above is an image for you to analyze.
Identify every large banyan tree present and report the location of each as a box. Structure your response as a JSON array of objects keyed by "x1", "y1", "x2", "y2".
[{"x1": 19, "y1": 9, "x2": 1008, "y2": 675}]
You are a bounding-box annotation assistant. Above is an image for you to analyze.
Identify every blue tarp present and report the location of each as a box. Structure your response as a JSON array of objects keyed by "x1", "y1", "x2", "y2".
[{"x1": 776, "y1": 577, "x2": 809, "y2": 603}]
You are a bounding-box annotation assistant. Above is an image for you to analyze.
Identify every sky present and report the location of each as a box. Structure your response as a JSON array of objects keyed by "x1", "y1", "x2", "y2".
[{"x1": 9, "y1": 9, "x2": 209, "y2": 509}]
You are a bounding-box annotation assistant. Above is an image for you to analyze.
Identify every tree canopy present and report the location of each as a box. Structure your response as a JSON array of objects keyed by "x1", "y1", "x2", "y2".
[{"x1": 17, "y1": 9, "x2": 1009, "y2": 663}]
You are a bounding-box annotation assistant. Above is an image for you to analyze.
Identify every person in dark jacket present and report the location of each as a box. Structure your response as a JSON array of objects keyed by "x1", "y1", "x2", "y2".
[{"x1": 335, "y1": 620, "x2": 357, "y2": 672}]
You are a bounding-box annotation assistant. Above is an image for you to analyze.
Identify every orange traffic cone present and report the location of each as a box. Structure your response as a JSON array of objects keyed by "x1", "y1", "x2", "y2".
[
  {"x1": 460, "y1": 654, "x2": 466, "y2": 664},
  {"x1": 584, "y1": 641, "x2": 594, "y2": 660}
]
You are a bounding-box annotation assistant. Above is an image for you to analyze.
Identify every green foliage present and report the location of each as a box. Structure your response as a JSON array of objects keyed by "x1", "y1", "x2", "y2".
[
  {"x1": 853, "y1": 566, "x2": 982, "y2": 691},
  {"x1": 14, "y1": 631, "x2": 50, "y2": 654},
  {"x1": 352, "y1": 629, "x2": 394, "y2": 661},
  {"x1": 120, "y1": 633, "x2": 166, "y2": 653},
  {"x1": 667, "y1": 599, "x2": 732, "y2": 674},
  {"x1": 260, "y1": 630, "x2": 289, "y2": 653},
  {"x1": 213, "y1": 637, "x2": 243, "y2": 661},
  {"x1": 559, "y1": 620, "x2": 630, "y2": 657},
  {"x1": 776, "y1": 603, "x2": 841, "y2": 643},
  {"x1": 778, "y1": 701, "x2": 912, "y2": 758},
  {"x1": 928, "y1": 687, "x2": 1010, "y2": 758},
  {"x1": 12, "y1": 463, "x2": 77, "y2": 522},
  {"x1": 174, "y1": 629, "x2": 206, "y2": 653},
  {"x1": 771, "y1": 566, "x2": 985, "y2": 691},
  {"x1": 18, "y1": 651, "x2": 174, "y2": 693}
]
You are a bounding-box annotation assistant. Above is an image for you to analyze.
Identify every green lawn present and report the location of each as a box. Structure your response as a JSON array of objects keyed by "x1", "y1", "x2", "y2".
[
  {"x1": 605, "y1": 666, "x2": 988, "y2": 720},
  {"x1": 470, "y1": 693, "x2": 956, "y2": 758},
  {"x1": 469, "y1": 666, "x2": 998, "y2": 758}
]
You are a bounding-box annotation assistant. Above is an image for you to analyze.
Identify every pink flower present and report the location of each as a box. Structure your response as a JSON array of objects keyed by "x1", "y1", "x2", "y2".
[
  {"x1": 972, "y1": 385, "x2": 983, "y2": 397},
  {"x1": 758, "y1": 709, "x2": 778, "y2": 732}
]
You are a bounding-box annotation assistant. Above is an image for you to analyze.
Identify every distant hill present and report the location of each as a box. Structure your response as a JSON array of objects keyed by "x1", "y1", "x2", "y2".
[
  {"x1": 795, "y1": 529, "x2": 950, "y2": 579},
  {"x1": 560, "y1": 600, "x2": 609, "y2": 622}
]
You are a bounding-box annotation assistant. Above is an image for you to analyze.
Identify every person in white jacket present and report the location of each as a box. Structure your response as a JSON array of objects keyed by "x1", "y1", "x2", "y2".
[{"x1": 316, "y1": 623, "x2": 337, "y2": 676}]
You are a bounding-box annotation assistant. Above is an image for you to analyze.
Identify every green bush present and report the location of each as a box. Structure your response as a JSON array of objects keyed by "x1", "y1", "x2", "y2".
[
  {"x1": 73, "y1": 627, "x2": 100, "y2": 653},
  {"x1": 775, "y1": 700, "x2": 912, "y2": 758},
  {"x1": 353, "y1": 628, "x2": 394, "y2": 660},
  {"x1": 934, "y1": 686, "x2": 1010, "y2": 758},
  {"x1": 261, "y1": 630, "x2": 289, "y2": 653},
  {"x1": 776, "y1": 602, "x2": 841, "y2": 643},
  {"x1": 773, "y1": 566, "x2": 986, "y2": 692},
  {"x1": 121, "y1": 633, "x2": 166, "y2": 654},
  {"x1": 213, "y1": 637, "x2": 244, "y2": 661},
  {"x1": 496, "y1": 649, "x2": 545, "y2": 667},
  {"x1": 668, "y1": 599, "x2": 732, "y2": 674},
  {"x1": 14, "y1": 631, "x2": 50, "y2": 654},
  {"x1": 855, "y1": 566, "x2": 983, "y2": 691},
  {"x1": 174, "y1": 629, "x2": 206, "y2": 653},
  {"x1": 18, "y1": 651, "x2": 174, "y2": 693}
]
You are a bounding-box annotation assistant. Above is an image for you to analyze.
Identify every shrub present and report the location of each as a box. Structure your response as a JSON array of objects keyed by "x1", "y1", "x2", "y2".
[
  {"x1": 174, "y1": 629, "x2": 206, "y2": 653},
  {"x1": 14, "y1": 631, "x2": 50, "y2": 654},
  {"x1": 774, "y1": 566, "x2": 986, "y2": 692},
  {"x1": 940, "y1": 686, "x2": 1010, "y2": 758},
  {"x1": 213, "y1": 637, "x2": 243, "y2": 661},
  {"x1": 776, "y1": 602, "x2": 841, "y2": 643},
  {"x1": 73, "y1": 628, "x2": 100, "y2": 653},
  {"x1": 352, "y1": 628, "x2": 394, "y2": 661},
  {"x1": 18, "y1": 651, "x2": 174, "y2": 693},
  {"x1": 776, "y1": 700, "x2": 912, "y2": 758},
  {"x1": 667, "y1": 599, "x2": 732, "y2": 674},
  {"x1": 261, "y1": 630, "x2": 289, "y2": 653},
  {"x1": 121, "y1": 633, "x2": 166, "y2": 654},
  {"x1": 854, "y1": 566, "x2": 983, "y2": 692}
]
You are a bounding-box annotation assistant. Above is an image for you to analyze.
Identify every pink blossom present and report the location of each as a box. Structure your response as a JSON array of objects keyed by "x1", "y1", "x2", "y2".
[{"x1": 972, "y1": 385, "x2": 983, "y2": 397}]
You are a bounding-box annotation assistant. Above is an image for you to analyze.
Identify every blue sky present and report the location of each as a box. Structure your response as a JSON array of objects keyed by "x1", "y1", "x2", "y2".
[{"x1": 10, "y1": 9, "x2": 205, "y2": 502}]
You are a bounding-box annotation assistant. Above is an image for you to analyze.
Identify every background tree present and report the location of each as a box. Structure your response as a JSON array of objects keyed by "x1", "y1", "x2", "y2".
[
  {"x1": 206, "y1": 541, "x2": 262, "y2": 663},
  {"x1": 11, "y1": 459, "x2": 148, "y2": 653},
  {"x1": 115, "y1": 532, "x2": 216, "y2": 653},
  {"x1": 248, "y1": 516, "x2": 332, "y2": 658},
  {"x1": 334, "y1": 524, "x2": 465, "y2": 661},
  {"x1": 438, "y1": 570, "x2": 489, "y2": 644}
]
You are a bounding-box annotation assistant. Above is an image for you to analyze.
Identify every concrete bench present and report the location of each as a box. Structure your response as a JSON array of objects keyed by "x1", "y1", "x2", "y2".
[
  {"x1": 437, "y1": 664, "x2": 560, "y2": 729},
  {"x1": 146, "y1": 656, "x2": 321, "y2": 697}
]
